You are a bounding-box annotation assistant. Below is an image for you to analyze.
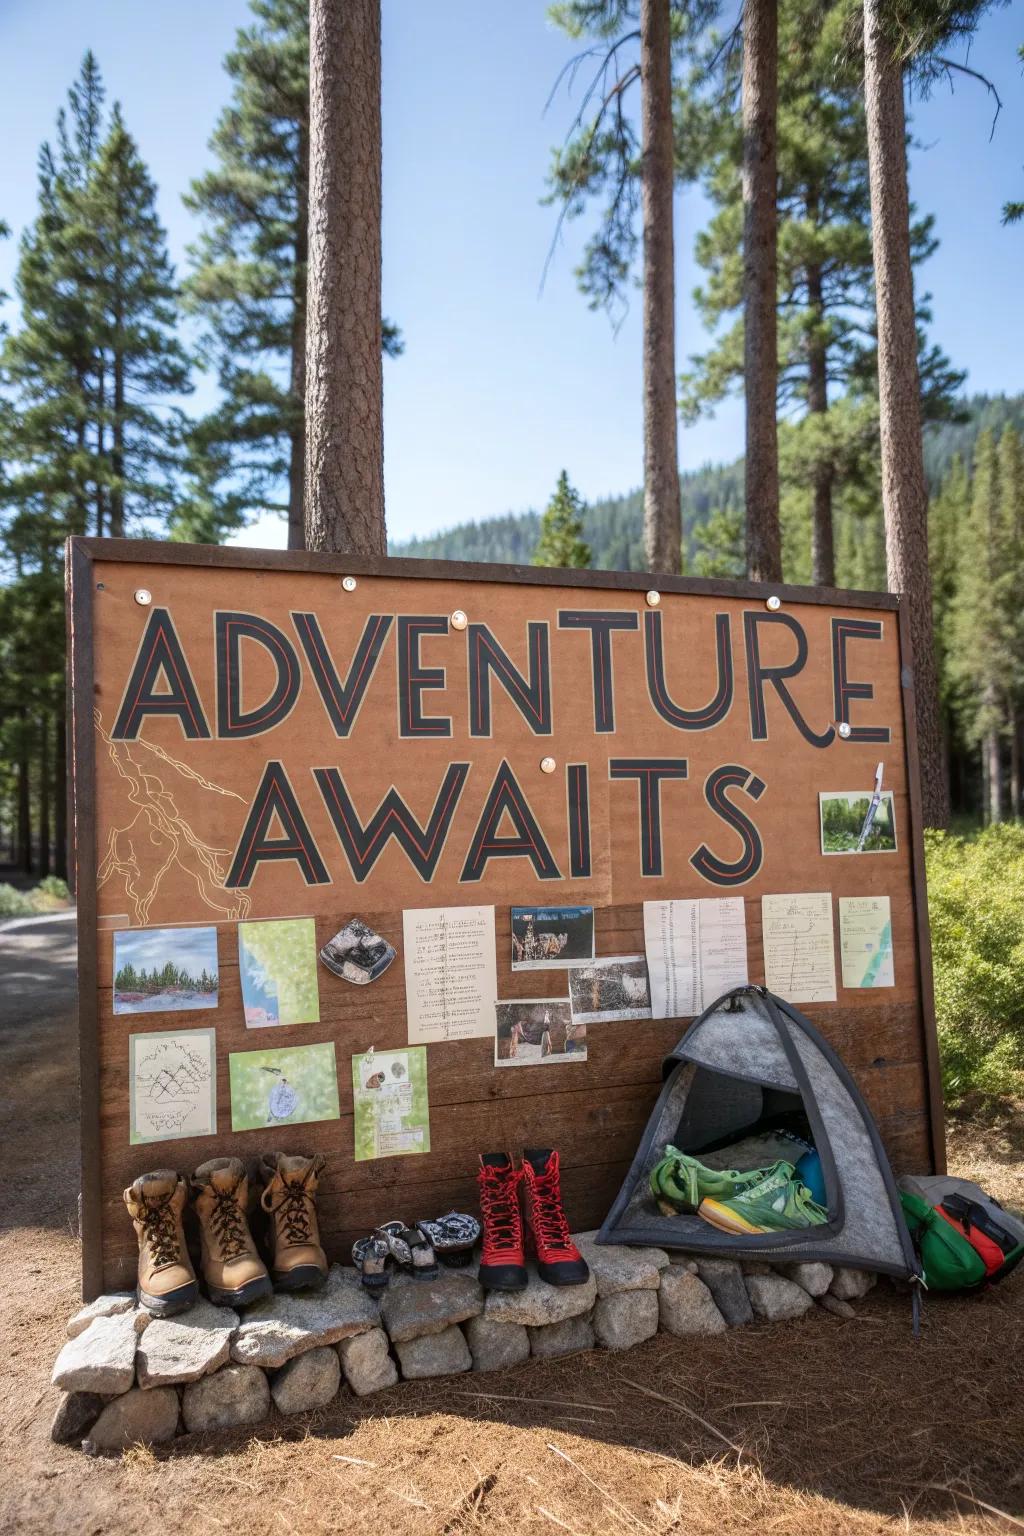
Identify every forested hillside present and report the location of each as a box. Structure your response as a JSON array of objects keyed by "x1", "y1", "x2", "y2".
[{"x1": 393, "y1": 394, "x2": 1024, "y2": 581}]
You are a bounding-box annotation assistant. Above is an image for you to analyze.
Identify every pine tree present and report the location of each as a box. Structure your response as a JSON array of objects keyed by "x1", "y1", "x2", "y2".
[
  {"x1": 0, "y1": 55, "x2": 188, "y2": 874},
  {"x1": 532, "y1": 471, "x2": 592, "y2": 568},
  {"x1": 680, "y1": 0, "x2": 961, "y2": 590},
  {"x1": 997, "y1": 426, "x2": 1024, "y2": 811},
  {"x1": 185, "y1": 0, "x2": 400, "y2": 550}
]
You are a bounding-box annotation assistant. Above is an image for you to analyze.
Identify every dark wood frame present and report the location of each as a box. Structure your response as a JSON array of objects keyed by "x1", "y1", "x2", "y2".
[{"x1": 67, "y1": 535, "x2": 944, "y2": 1300}]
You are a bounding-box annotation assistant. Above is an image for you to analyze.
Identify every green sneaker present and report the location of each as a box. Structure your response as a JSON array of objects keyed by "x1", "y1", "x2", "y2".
[
  {"x1": 649, "y1": 1147, "x2": 788, "y2": 1214},
  {"x1": 698, "y1": 1164, "x2": 828, "y2": 1235}
]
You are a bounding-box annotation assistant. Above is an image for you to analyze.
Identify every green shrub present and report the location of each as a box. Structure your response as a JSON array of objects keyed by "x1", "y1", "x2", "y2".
[
  {"x1": 31, "y1": 875, "x2": 71, "y2": 910},
  {"x1": 0, "y1": 884, "x2": 33, "y2": 918},
  {"x1": 926, "y1": 823, "x2": 1024, "y2": 1102}
]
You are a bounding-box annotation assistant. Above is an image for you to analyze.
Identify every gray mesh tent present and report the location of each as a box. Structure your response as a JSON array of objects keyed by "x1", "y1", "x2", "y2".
[{"x1": 598, "y1": 986, "x2": 919, "y2": 1279}]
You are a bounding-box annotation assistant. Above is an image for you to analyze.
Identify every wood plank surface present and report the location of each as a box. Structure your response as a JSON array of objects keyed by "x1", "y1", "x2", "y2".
[{"x1": 69, "y1": 543, "x2": 942, "y2": 1294}]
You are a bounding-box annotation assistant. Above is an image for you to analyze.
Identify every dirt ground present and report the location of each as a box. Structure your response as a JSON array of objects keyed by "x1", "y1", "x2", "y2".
[{"x1": 2, "y1": 916, "x2": 1023, "y2": 1536}]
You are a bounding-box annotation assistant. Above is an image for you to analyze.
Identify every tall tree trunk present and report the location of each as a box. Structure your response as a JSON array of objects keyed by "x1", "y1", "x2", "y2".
[
  {"x1": 863, "y1": 0, "x2": 949, "y2": 828},
  {"x1": 95, "y1": 361, "x2": 106, "y2": 539},
  {"x1": 17, "y1": 706, "x2": 32, "y2": 877},
  {"x1": 985, "y1": 715, "x2": 1002, "y2": 825},
  {"x1": 55, "y1": 708, "x2": 68, "y2": 882},
  {"x1": 38, "y1": 712, "x2": 51, "y2": 878},
  {"x1": 288, "y1": 121, "x2": 310, "y2": 553},
  {"x1": 305, "y1": 0, "x2": 386, "y2": 554},
  {"x1": 741, "y1": 0, "x2": 782, "y2": 583},
  {"x1": 639, "y1": 0, "x2": 681, "y2": 575},
  {"x1": 806, "y1": 263, "x2": 835, "y2": 587},
  {"x1": 1010, "y1": 703, "x2": 1020, "y2": 818},
  {"x1": 110, "y1": 324, "x2": 125, "y2": 538}
]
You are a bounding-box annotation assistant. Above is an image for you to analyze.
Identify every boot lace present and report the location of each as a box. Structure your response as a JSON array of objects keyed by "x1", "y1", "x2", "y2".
[
  {"x1": 479, "y1": 1165, "x2": 523, "y2": 1262},
  {"x1": 210, "y1": 1187, "x2": 248, "y2": 1261},
  {"x1": 530, "y1": 1161, "x2": 575, "y2": 1255},
  {"x1": 142, "y1": 1199, "x2": 181, "y2": 1269},
  {"x1": 263, "y1": 1182, "x2": 313, "y2": 1247}
]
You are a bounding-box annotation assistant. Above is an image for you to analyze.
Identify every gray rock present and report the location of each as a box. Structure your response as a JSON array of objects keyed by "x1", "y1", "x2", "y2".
[
  {"x1": 528, "y1": 1313, "x2": 595, "y2": 1359},
  {"x1": 818, "y1": 1293, "x2": 856, "y2": 1319},
  {"x1": 380, "y1": 1269, "x2": 483, "y2": 1343},
  {"x1": 659, "y1": 1269, "x2": 728, "y2": 1336},
  {"x1": 52, "y1": 1311, "x2": 139, "y2": 1395},
  {"x1": 66, "y1": 1293, "x2": 136, "y2": 1339},
  {"x1": 779, "y1": 1262, "x2": 833, "y2": 1298},
  {"x1": 394, "y1": 1325, "x2": 472, "y2": 1380},
  {"x1": 182, "y1": 1364, "x2": 271, "y2": 1433},
  {"x1": 463, "y1": 1315, "x2": 530, "y2": 1373},
  {"x1": 338, "y1": 1328, "x2": 398, "y2": 1396},
  {"x1": 136, "y1": 1300, "x2": 238, "y2": 1388},
  {"x1": 230, "y1": 1265, "x2": 378, "y2": 1369},
  {"x1": 572, "y1": 1231, "x2": 669, "y2": 1297},
  {"x1": 829, "y1": 1267, "x2": 877, "y2": 1301},
  {"x1": 694, "y1": 1258, "x2": 754, "y2": 1326},
  {"x1": 270, "y1": 1346, "x2": 341, "y2": 1415},
  {"x1": 745, "y1": 1272, "x2": 814, "y2": 1322},
  {"x1": 84, "y1": 1386, "x2": 179, "y2": 1454},
  {"x1": 593, "y1": 1290, "x2": 659, "y2": 1350},
  {"x1": 50, "y1": 1391, "x2": 108, "y2": 1445},
  {"x1": 483, "y1": 1266, "x2": 597, "y2": 1327}
]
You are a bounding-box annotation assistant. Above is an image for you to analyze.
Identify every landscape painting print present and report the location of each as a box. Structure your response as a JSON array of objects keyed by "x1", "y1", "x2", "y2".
[
  {"x1": 229, "y1": 1042, "x2": 340, "y2": 1132},
  {"x1": 238, "y1": 918, "x2": 320, "y2": 1028},
  {"x1": 129, "y1": 1028, "x2": 216, "y2": 1144},
  {"x1": 113, "y1": 926, "x2": 219, "y2": 1015},
  {"x1": 819, "y1": 790, "x2": 898, "y2": 855}
]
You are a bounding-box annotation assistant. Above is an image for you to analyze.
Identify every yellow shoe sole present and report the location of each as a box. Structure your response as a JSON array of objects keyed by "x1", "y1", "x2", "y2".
[{"x1": 697, "y1": 1197, "x2": 770, "y2": 1235}]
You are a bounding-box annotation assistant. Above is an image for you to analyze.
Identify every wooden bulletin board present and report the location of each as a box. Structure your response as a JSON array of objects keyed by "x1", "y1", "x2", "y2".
[{"x1": 67, "y1": 538, "x2": 944, "y2": 1299}]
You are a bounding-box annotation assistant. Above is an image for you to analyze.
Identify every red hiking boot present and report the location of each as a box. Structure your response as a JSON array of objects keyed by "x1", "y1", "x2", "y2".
[
  {"x1": 477, "y1": 1153, "x2": 528, "y2": 1291},
  {"x1": 521, "y1": 1148, "x2": 590, "y2": 1286}
]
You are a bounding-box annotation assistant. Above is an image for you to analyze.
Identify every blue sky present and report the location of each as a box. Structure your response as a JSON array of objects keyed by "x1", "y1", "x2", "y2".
[
  {"x1": 114, "y1": 925, "x2": 219, "y2": 980},
  {"x1": 0, "y1": 1, "x2": 1021, "y2": 548}
]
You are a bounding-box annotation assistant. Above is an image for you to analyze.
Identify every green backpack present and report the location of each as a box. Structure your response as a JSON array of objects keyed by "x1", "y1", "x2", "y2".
[{"x1": 899, "y1": 1177, "x2": 1024, "y2": 1293}]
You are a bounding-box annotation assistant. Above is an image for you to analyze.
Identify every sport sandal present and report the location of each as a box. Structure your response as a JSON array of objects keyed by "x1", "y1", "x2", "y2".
[
  {"x1": 415, "y1": 1212, "x2": 481, "y2": 1268},
  {"x1": 352, "y1": 1230, "x2": 392, "y2": 1291}
]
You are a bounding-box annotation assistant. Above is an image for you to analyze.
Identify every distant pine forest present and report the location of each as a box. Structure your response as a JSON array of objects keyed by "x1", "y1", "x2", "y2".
[{"x1": 391, "y1": 393, "x2": 1024, "y2": 586}]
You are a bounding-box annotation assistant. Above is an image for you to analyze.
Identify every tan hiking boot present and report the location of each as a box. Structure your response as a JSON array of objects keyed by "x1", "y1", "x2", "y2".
[
  {"x1": 260, "y1": 1153, "x2": 329, "y2": 1291},
  {"x1": 123, "y1": 1170, "x2": 199, "y2": 1317},
  {"x1": 191, "y1": 1157, "x2": 272, "y2": 1308}
]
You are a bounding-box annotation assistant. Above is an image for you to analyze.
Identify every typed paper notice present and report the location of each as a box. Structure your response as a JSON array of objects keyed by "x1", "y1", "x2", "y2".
[
  {"x1": 643, "y1": 898, "x2": 749, "y2": 1019},
  {"x1": 402, "y1": 905, "x2": 498, "y2": 1044},
  {"x1": 761, "y1": 892, "x2": 838, "y2": 1004}
]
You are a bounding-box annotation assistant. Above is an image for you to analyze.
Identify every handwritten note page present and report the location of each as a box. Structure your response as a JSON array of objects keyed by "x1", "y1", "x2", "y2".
[
  {"x1": 839, "y1": 896, "x2": 895, "y2": 988},
  {"x1": 761, "y1": 892, "x2": 837, "y2": 1004},
  {"x1": 643, "y1": 898, "x2": 748, "y2": 1019},
  {"x1": 402, "y1": 906, "x2": 498, "y2": 1044}
]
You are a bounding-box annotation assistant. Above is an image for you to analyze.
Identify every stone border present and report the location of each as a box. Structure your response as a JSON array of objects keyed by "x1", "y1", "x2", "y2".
[{"x1": 50, "y1": 1236, "x2": 877, "y2": 1454}]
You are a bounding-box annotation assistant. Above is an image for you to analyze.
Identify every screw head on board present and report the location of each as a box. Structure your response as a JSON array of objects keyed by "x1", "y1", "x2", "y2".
[
  {"x1": 837, "y1": 721, "x2": 852, "y2": 739},
  {"x1": 450, "y1": 609, "x2": 468, "y2": 630},
  {"x1": 134, "y1": 588, "x2": 152, "y2": 606},
  {"x1": 645, "y1": 590, "x2": 661, "y2": 607},
  {"x1": 540, "y1": 756, "x2": 557, "y2": 774},
  {"x1": 766, "y1": 594, "x2": 782, "y2": 611},
  {"x1": 341, "y1": 576, "x2": 357, "y2": 592}
]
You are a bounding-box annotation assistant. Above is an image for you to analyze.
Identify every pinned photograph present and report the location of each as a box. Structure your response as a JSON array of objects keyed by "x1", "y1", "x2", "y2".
[
  {"x1": 494, "y1": 999, "x2": 586, "y2": 1067},
  {"x1": 569, "y1": 955, "x2": 652, "y2": 1025},
  {"x1": 228, "y1": 1041, "x2": 340, "y2": 1132},
  {"x1": 820, "y1": 780, "x2": 897, "y2": 855},
  {"x1": 113, "y1": 926, "x2": 219, "y2": 1014},
  {"x1": 129, "y1": 1027, "x2": 216, "y2": 1144},
  {"x1": 511, "y1": 905, "x2": 594, "y2": 971},
  {"x1": 238, "y1": 918, "x2": 320, "y2": 1027},
  {"x1": 319, "y1": 917, "x2": 396, "y2": 985}
]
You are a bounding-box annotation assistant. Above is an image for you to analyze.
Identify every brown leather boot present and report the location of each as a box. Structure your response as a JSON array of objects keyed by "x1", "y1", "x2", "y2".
[
  {"x1": 191, "y1": 1158, "x2": 273, "y2": 1308},
  {"x1": 123, "y1": 1170, "x2": 199, "y2": 1317},
  {"x1": 260, "y1": 1153, "x2": 329, "y2": 1291}
]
